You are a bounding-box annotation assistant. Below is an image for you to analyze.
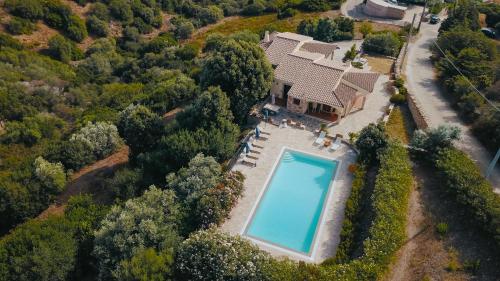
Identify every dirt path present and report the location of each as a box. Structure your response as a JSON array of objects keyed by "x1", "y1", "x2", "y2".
[{"x1": 38, "y1": 146, "x2": 129, "y2": 219}]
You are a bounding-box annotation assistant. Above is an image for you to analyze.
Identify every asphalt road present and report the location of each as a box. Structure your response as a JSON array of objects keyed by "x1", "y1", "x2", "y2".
[{"x1": 405, "y1": 20, "x2": 500, "y2": 192}]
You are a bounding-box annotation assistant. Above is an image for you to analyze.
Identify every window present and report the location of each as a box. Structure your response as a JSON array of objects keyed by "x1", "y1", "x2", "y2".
[
  {"x1": 293, "y1": 98, "x2": 301, "y2": 105},
  {"x1": 322, "y1": 105, "x2": 332, "y2": 112}
]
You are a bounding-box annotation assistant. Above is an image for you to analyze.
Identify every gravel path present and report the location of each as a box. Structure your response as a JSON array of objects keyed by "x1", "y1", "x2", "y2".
[{"x1": 405, "y1": 19, "x2": 500, "y2": 192}]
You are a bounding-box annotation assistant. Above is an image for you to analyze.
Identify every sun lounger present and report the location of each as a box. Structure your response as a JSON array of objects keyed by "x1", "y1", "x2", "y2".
[
  {"x1": 315, "y1": 131, "x2": 326, "y2": 145},
  {"x1": 241, "y1": 157, "x2": 257, "y2": 167},
  {"x1": 329, "y1": 137, "x2": 342, "y2": 151}
]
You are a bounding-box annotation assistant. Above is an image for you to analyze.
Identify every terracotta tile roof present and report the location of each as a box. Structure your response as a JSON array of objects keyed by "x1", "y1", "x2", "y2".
[
  {"x1": 343, "y1": 72, "x2": 380, "y2": 92},
  {"x1": 263, "y1": 36, "x2": 302, "y2": 66},
  {"x1": 288, "y1": 62, "x2": 345, "y2": 108},
  {"x1": 274, "y1": 52, "x2": 322, "y2": 84},
  {"x1": 334, "y1": 82, "x2": 359, "y2": 106},
  {"x1": 299, "y1": 41, "x2": 338, "y2": 57}
]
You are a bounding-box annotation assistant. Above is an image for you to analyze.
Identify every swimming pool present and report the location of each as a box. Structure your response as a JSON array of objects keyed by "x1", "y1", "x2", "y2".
[{"x1": 244, "y1": 149, "x2": 338, "y2": 256}]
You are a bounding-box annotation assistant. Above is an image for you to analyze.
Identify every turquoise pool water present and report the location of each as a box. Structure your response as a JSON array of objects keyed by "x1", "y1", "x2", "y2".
[{"x1": 245, "y1": 149, "x2": 338, "y2": 254}]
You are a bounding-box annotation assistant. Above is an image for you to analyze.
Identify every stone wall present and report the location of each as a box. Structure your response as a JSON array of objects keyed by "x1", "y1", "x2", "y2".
[{"x1": 407, "y1": 92, "x2": 429, "y2": 130}]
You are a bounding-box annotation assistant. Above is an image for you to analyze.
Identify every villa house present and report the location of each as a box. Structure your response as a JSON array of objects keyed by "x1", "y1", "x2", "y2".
[{"x1": 260, "y1": 32, "x2": 380, "y2": 123}]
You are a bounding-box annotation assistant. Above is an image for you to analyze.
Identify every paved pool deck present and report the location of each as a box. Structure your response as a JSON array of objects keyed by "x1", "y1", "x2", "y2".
[{"x1": 220, "y1": 123, "x2": 357, "y2": 263}]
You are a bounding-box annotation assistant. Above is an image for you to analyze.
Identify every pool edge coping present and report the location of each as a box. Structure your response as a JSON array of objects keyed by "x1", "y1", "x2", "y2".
[{"x1": 240, "y1": 146, "x2": 341, "y2": 262}]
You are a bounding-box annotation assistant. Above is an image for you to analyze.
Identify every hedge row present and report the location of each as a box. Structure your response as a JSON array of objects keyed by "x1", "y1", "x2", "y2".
[
  {"x1": 323, "y1": 164, "x2": 367, "y2": 265},
  {"x1": 434, "y1": 148, "x2": 500, "y2": 250},
  {"x1": 321, "y1": 143, "x2": 413, "y2": 280}
]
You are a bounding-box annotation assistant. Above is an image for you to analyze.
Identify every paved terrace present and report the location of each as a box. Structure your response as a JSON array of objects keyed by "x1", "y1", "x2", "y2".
[
  {"x1": 266, "y1": 73, "x2": 391, "y2": 138},
  {"x1": 220, "y1": 122, "x2": 357, "y2": 263}
]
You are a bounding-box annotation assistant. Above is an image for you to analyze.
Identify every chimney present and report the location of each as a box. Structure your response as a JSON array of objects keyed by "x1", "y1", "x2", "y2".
[{"x1": 264, "y1": 31, "x2": 270, "y2": 42}]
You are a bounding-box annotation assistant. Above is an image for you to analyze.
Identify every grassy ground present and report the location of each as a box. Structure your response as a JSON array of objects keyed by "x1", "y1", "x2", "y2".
[
  {"x1": 188, "y1": 12, "x2": 328, "y2": 48},
  {"x1": 386, "y1": 106, "x2": 415, "y2": 144}
]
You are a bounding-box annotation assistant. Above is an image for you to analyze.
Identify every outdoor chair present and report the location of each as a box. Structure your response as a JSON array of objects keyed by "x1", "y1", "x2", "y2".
[
  {"x1": 329, "y1": 137, "x2": 342, "y2": 151},
  {"x1": 315, "y1": 131, "x2": 326, "y2": 145},
  {"x1": 241, "y1": 157, "x2": 257, "y2": 167}
]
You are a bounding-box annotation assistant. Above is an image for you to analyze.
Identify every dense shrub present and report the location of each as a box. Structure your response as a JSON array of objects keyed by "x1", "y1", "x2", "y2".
[
  {"x1": 0, "y1": 33, "x2": 23, "y2": 50},
  {"x1": 410, "y1": 125, "x2": 461, "y2": 155},
  {"x1": 0, "y1": 216, "x2": 77, "y2": 281},
  {"x1": 297, "y1": 17, "x2": 354, "y2": 42},
  {"x1": 6, "y1": 17, "x2": 37, "y2": 35},
  {"x1": 390, "y1": 94, "x2": 406, "y2": 104},
  {"x1": 241, "y1": 2, "x2": 265, "y2": 16},
  {"x1": 93, "y1": 186, "x2": 181, "y2": 280},
  {"x1": 166, "y1": 153, "x2": 244, "y2": 230},
  {"x1": 362, "y1": 32, "x2": 402, "y2": 57},
  {"x1": 4, "y1": 0, "x2": 44, "y2": 20},
  {"x1": 201, "y1": 39, "x2": 273, "y2": 124},
  {"x1": 171, "y1": 17, "x2": 195, "y2": 39},
  {"x1": 33, "y1": 156, "x2": 66, "y2": 194},
  {"x1": 277, "y1": 7, "x2": 298, "y2": 19},
  {"x1": 48, "y1": 35, "x2": 84, "y2": 62},
  {"x1": 70, "y1": 121, "x2": 122, "y2": 159},
  {"x1": 175, "y1": 229, "x2": 275, "y2": 281},
  {"x1": 355, "y1": 123, "x2": 388, "y2": 164},
  {"x1": 117, "y1": 104, "x2": 164, "y2": 156},
  {"x1": 434, "y1": 148, "x2": 500, "y2": 249},
  {"x1": 86, "y1": 15, "x2": 109, "y2": 37},
  {"x1": 322, "y1": 143, "x2": 413, "y2": 280}
]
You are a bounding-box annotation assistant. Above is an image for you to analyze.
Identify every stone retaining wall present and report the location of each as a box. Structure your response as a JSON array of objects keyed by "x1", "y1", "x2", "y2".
[
  {"x1": 394, "y1": 42, "x2": 429, "y2": 130},
  {"x1": 407, "y1": 92, "x2": 429, "y2": 130}
]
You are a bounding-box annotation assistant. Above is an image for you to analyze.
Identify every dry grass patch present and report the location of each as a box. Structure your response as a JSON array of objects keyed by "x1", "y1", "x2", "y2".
[
  {"x1": 365, "y1": 55, "x2": 394, "y2": 74},
  {"x1": 353, "y1": 21, "x2": 402, "y2": 39},
  {"x1": 188, "y1": 12, "x2": 330, "y2": 48},
  {"x1": 386, "y1": 106, "x2": 414, "y2": 144}
]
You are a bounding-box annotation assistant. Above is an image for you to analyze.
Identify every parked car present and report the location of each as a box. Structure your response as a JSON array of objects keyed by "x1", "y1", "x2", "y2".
[
  {"x1": 481, "y1": 28, "x2": 496, "y2": 39},
  {"x1": 429, "y1": 15, "x2": 440, "y2": 24}
]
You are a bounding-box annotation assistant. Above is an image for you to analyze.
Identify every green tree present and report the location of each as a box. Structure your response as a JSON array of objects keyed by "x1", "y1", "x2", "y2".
[
  {"x1": 6, "y1": 17, "x2": 37, "y2": 35},
  {"x1": 176, "y1": 86, "x2": 234, "y2": 130},
  {"x1": 171, "y1": 17, "x2": 194, "y2": 39},
  {"x1": 106, "y1": 168, "x2": 143, "y2": 200},
  {"x1": 65, "y1": 195, "x2": 108, "y2": 279},
  {"x1": 87, "y1": 15, "x2": 109, "y2": 37},
  {"x1": 116, "y1": 248, "x2": 174, "y2": 281},
  {"x1": 34, "y1": 156, "x2": 66, "y2": 194},
  {"x1": 118, "y1": 104, "x2": 164, "y2": 156},
  {"x1": 411, "y1": 125, "x2": 461, "y2": 155},
  {"x1": 362, "y1": 32, "x2": 401, "y2": 56},
  {"x1": 93, "y1": 186, "x2": 181, "y2": 281},
  {"x1": 201, "y1": 39, "x2": 273, "y2": 124},
  {"x1": 109, "y1": 0, "x2": 133, "y2": 23},
  {"x1": 440, "y1": 0, "x2": 480, "y2": 32},
  {"x1": 359, "y1": 21, "x2": 373, "y2": 38},
  {"x1": 0, "y1": 217, "x2": 77, "y2": 281},
  {"x1": 48, "y1": 35, "x2": 83, "y2": 63},
  {"x1": 70, "y1": 121, "x2": 122, "y2": 159},
  {"x1": 4, "y1": 0, "x2": 44, "y2": 20},
  {"x1": 355, "y1": 123, "x2": 388, "y2": 164}
]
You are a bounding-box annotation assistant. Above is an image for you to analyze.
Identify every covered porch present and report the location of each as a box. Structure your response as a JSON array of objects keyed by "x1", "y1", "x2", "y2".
[{"x1": 304, "y1": 102, "x2": 341, "y2": 123}]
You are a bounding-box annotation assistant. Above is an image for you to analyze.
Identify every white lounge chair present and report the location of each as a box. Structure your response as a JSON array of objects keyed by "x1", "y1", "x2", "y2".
[
  {"x1": 329, "y1": 137, "x2": 342, "y2": 151},
  {"x1": 315, "y1": 131, "x2": 326, "y2": 145}
]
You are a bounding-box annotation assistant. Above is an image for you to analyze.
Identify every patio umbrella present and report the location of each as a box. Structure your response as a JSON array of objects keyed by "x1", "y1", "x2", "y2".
[
  {"x1": 271, "y1": 94, "x2": 275, "y2": 104},
  {"x1": 244, "y1": 142, "x2": 250, "y2": 154},
  {"x1": 255, "y1": 126, "x2": 260, "y2": 139},
  {"x1": 264, "y1": 109, "x2": 269, "y2": 127}
]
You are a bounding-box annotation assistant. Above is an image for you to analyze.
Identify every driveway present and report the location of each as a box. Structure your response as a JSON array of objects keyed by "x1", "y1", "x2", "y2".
[
  {"x1": 405, "y1": 20, "x2": 500, "y2": 192},
  {"x1": 341, "y1": 0, "x2": 423, "y2": 26}
]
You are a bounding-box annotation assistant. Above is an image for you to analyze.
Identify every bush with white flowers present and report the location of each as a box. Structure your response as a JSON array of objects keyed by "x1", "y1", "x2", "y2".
[
  {"x1": 175, "y1": 229, "x2": 274, "y2": 281},
  {"x1": 70, "y1": 121, "x2": 122, "y2": 159}
]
